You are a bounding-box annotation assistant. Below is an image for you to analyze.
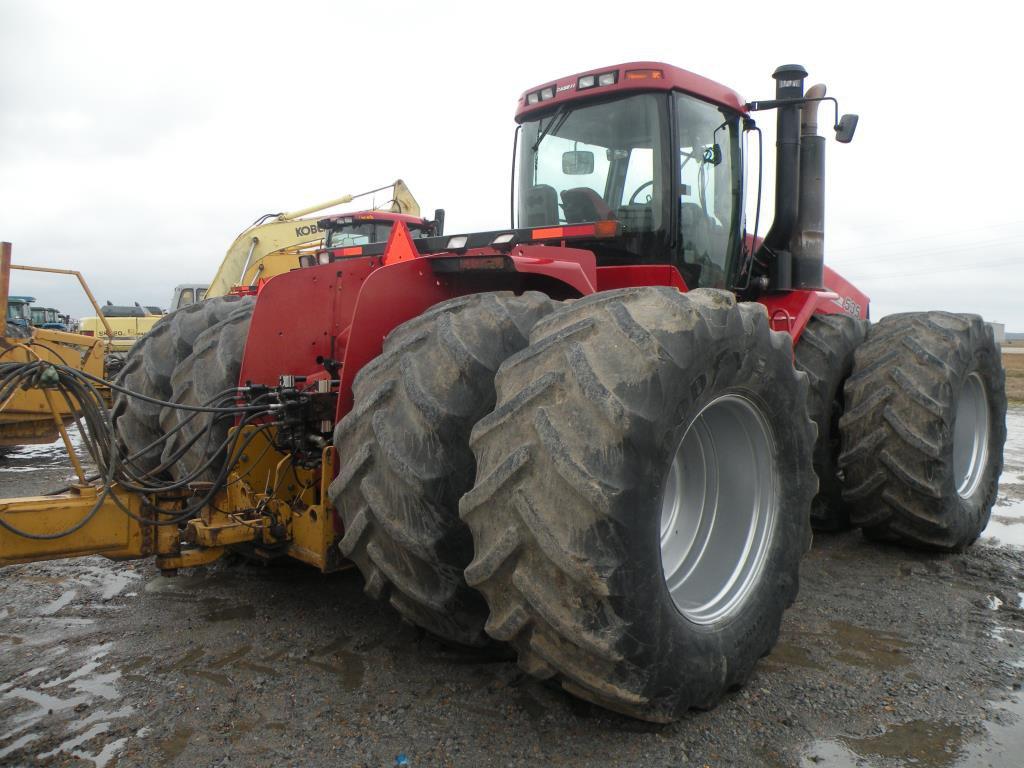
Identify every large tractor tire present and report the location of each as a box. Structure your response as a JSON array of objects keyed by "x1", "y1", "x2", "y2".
[
  {"x1": 838, "y1": 312, "x2": 1006, "y2": 550},
  {"x1": 158, "y1": 300, "x2": 255, "y2": 484},
  {"x1": 112, "y1": 296, "x2": 253, "y2": 478},
  {"x1": 794, "y1": 313, "x2": 869, "y2": 531},
  {"x1": 328, "y1": 292, "x2": 557, "y2": 647},
  {"x1": 460, "y1": 287, "x2": 816, "y2": 721}
]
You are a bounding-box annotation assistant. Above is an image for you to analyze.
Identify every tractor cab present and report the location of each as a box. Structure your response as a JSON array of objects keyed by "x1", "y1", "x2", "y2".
[
  {"x1": 513, "y1": 63, "x2": 745, "y2": 289},
  {"x1": 38, "y1": 307, "x2": 70, "y2": 331},
  {"x1": 6, "y1": 296, "x2": 34, "y2": 328}
]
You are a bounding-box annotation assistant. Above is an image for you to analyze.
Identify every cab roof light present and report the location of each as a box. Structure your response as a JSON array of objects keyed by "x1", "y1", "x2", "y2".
[
  {"x1": 492, "y1": 233, "x2": 516, "y2": 245},
  {"x1": 527, "y1": 91, "x2": 540, "y2": 105},
  {"x1": 531, "y1": 220, "x2": 618, "y2": 240},
  {"x1": 318, "y1": 252, "x2": 331, "y2": 265},
  {"x1": 624, "y1": 68, "x2": 663, "y2": 81},
  {"x1": 299, "y1": 254, "x2": 317, "y2": 268},
  {"x1": 578, "y1": 74, "x2": 596, "y2": 89},
  {"x1": 446, "y1": 235, "x2": 469, "y2": 250},
  {"x1": 597, "y1": 71, "x2": 617, "y2": 86},
  {"x1": 539, "y1": 86, "x2": 555, "y2": 101}
]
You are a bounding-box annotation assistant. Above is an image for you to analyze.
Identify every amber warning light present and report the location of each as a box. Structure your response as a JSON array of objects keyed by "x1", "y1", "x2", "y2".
[
  {"x1": 624, "y1": 69, "x2": 664, "y2": 81},
  {"x1": 531, "y1": 221, "x2": 618, "y2": 240}
]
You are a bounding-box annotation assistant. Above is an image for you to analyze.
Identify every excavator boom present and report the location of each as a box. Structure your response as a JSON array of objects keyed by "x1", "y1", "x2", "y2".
[{"x1": 206, "y1": 180, "x2": 421, "y2": 297}]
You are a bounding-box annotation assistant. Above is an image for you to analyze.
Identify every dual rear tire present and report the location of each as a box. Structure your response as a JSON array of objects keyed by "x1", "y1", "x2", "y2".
[
  {"x1": 113, "y1": 296, "x2": 254, "y2": 481},
  {"x1": 334, "y1": 287, "x2": 816, "y2": 721},
  {"x1": 838, "y1": 312, "x2": 1006, "y2": 550}
]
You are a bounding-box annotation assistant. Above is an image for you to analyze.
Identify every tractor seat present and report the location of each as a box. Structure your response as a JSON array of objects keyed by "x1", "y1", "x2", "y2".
[
  {"x1": 523, "y1": 184, "x2": 559, "y2": 227},
  {"x1": 561, "y1": 187, "x2": 615, "y2": 224}
]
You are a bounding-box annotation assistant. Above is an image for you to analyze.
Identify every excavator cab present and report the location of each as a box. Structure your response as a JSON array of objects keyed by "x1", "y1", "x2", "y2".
[{"x1": 321, "y1": 211, "x2": 438, "y2": 254}]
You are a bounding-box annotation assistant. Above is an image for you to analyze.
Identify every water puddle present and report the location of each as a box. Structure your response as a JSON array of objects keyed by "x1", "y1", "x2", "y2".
[
  {"x1": 39, "y1": 589, "x2": 78, "y2": 615},
  {"x1": 762, "y1": 640, "x2": 827, "y2": 673},
  {"x1": 801, "y1": 690, "x2": 1024, "y2": 767},
  {"x1": 304, "y1": 651, "x2": 365, "y2": 690},
  {"x1": 982, "y1": 407, "x2": 1024, "y2": 549},
  {"x1": 208, "y1": 644, "x2": 252, "y2": 669},
  {"x1": 802, "y1": 719, "x2": 966, "y2": 767},
  {"x1": 0, "y1": 639, "x2": 131, "y2": 765},
  {"x1": 0, "y1": 427, "x2": 96, "y2": 493},
  {"x1": 829, "y1": 620, "x2": 911, "y2": 670},
  {"x1": 0, "y1": 733, "x2": 39, "y2": 760},
  {"x1": 200, "y1": 602, "x2": 256, "y2": 622}
]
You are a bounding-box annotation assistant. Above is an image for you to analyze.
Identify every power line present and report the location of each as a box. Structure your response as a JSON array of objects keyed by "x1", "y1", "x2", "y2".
[
  {"x1": 829, "y1": 235, "x2": 1024, "y2": 266},
  {"x1": 844, "y1": 254, "x2": 1023, "y2": 281},
  {"x1": 829, "y1": 219, "x2": 1024, "y2": 254}
]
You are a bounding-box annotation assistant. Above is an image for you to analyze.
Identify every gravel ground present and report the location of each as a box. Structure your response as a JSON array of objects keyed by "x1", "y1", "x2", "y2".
[{"x1": 1, "y1": 409, "x2": 1022, "y2": 767}]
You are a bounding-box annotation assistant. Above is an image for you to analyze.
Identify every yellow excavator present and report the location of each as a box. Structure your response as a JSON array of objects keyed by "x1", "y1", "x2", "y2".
[
  {"x1": 206, "y1": 179, "x2": 435, "y2": 297},
  {"x1": 77, "y1": 180, "x2": 434, "y2": 342}
]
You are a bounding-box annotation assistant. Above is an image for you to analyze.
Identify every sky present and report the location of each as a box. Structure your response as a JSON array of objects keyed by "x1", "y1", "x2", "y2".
[{"x1": 1, "y1": 1, "x2": 1022, "y2": 328}]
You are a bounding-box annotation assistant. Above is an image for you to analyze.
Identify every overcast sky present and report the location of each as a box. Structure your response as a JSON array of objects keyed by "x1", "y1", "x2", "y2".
[{"x1": 1, "y1": 1, "x2": 1021, "y2": 328}]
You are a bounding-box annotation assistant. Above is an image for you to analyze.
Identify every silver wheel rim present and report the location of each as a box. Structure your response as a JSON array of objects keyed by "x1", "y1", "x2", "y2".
[
  {"x1": 953, "y1": 372, "x2": 989, "y2": 500},
  {"x1": 659, "y1": 394, "x2": 778, "y2": 626}
]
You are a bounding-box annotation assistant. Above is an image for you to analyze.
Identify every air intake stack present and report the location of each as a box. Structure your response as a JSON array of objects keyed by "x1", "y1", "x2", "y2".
[
  {"x1": 792, "y1": 83, "x2": 827, "y2": 289},
  {"x1": 761, "y1": 64, "x2": 807, "y2": 290}
]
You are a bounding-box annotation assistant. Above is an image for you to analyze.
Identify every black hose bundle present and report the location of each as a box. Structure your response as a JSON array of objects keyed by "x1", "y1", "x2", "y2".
[{"x1": 0, "y1": 359, "x2": 279, "y2": 539}]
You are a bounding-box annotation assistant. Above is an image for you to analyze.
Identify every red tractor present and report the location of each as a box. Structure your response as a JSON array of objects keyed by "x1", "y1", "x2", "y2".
[{"x1": 4, "y1": 62, "x2": 1005, "y2": 723}]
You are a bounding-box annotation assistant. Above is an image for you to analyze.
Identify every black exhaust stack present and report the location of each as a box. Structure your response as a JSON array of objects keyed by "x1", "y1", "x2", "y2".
[
  {"x1": 761, "y1": 64, "x2": 807, "y2": 291},
  {"x1": 793, "y1": 84, "x2": 827, "y2": 289}
]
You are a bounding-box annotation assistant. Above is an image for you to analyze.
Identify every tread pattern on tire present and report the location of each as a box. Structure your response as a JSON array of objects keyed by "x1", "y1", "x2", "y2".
[
  {"x1": 328, "y1": 291, "x2": 557, "y2": 647},
  {"x1": 158, "y1": 300, "x2": 255, "y2": 483},
  {"x1": 112, "y1": 296, "x2": 253, "y2": 477},
  {"x1": 460, "y1": 287, "x2": 816, "y2": 721},
  {"x1": 838, "y1": 311, "x2": 1006, "y2": 550},
  {"x1": 794, "y1": 313, "x2": 869, "y2": 531}
]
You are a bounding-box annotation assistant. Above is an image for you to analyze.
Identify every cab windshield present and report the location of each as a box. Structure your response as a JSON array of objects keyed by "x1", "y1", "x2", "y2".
[
  {"x1": 326, "y1": 220, "x2": 428, "y2": 249},
  {"x1": 515, "y1": 90, "x2": 743, "y2": 287},
  {"x1": 7, "y1": 303, "x2": 30, "y2": 321},
  {"x1": 516, "y1": 93, "x2": 669, "y2": 264}
]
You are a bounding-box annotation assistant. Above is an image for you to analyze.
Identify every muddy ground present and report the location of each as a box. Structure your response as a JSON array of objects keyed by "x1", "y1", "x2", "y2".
[{"x1": 1, "y1": 409, "x2": 1023, "y2": 767}]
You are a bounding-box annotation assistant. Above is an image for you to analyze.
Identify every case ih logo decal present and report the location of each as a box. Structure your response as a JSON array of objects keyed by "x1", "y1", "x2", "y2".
[
  {"x1": 557, "y1": 83, "x2": 575, "y2": 93},
  {"x1": 294, "y1": 223, "x2": 324, "y2": 237},
  {"x1": 833, "y1": 295, "x2": 862, "y2": 318}
]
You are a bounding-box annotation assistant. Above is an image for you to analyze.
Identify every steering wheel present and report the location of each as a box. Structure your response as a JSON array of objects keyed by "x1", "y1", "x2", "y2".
[{"x1": 628, "y1": 180, "x2": 654, "y2": 205}]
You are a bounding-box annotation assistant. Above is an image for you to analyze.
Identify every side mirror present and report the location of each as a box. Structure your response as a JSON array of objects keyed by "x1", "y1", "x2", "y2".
[
  {"x1": 432, "y1": 208, "x2": 445, "y2": 237},
  {"x1": 835, "y1": 114, "x2": 858, "y2": 143},
  {"x1": 562, "y1": 150, "x2": 595, "y2": 175}
]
